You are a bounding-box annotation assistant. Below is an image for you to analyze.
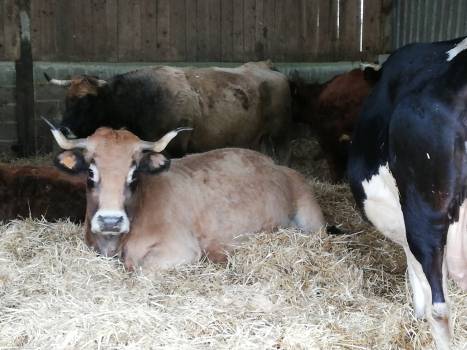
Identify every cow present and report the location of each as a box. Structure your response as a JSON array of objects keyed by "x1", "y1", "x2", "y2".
[
  {"x1": 44, "y1": 61, "x2": 292, "y2": 163},
  {"x1": 290, "y1": 67, "x2": 379, "y2": 181},
  {"x1": 348, "y1": 37, "x2": 467, "y2": 349},
  {"x1": 0, "y1": 164, "x2": 85, "y2": 223},
  {"x1": 44, "y1": 120, "x2": 325, "y2": 270}
]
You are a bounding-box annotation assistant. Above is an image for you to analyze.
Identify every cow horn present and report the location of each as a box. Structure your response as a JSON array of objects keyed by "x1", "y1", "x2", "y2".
[
  {"x1": 140, "y1": 127, "x2": 193, "y2": 153},
  {"x1": 41, "y1": 116, "x2": 88, "y2": 150},
  {"x1": 43, "y1": 72, "x2": 72, "y2": 87}
]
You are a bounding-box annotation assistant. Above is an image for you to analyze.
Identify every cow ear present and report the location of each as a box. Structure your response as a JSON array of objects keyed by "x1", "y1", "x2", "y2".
[
  {"x1": 54, "y1": 150, "x2": 87, "y2": 174},
  {"x1": 139, "y1": 152, "x2": 170, "y2": 174}
]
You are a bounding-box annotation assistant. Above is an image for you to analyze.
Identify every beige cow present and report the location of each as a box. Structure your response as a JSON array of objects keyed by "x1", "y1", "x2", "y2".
[{"x1": 46, "y1": 121, "x2": 324, "y2": 270}]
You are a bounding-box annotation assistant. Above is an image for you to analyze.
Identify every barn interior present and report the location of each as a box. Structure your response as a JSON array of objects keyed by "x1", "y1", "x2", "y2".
[{"x1": 1, "y1": 1, "x2": 467, "y2": 349}]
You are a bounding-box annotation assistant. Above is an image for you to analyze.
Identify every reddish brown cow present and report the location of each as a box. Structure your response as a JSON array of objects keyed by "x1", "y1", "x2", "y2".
[
  {"x1": 0, "y1": 164, "x2": 86, "y2": 223},
  {"x1": 290, "y1": 68, "x2": 379, "y2": 181}
]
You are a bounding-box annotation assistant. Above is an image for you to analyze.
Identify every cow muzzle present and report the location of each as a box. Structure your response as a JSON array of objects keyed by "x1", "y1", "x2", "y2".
[
  {"x1": 94, "y1": 234, "x2": 121, "y2": 258},
  {"x1": 91, "y1": 210, "x2": 130, "y2": 235}
]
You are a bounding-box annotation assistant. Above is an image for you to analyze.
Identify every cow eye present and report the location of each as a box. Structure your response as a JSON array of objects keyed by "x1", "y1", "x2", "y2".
[
  {"x1": 88, "y1": 163, "x2": 99, "y2": 184},
  {"x1": 127, "y1": 165, "x2": 137, "y2": 184}
]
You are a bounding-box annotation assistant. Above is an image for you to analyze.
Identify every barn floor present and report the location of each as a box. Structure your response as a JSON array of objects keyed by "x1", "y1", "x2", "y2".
[{"x1": 0, "y1": 138, "x2": 466, "y2": 349}]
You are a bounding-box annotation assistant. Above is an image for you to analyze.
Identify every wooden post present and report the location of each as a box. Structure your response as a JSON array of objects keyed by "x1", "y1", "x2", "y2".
[{"x1": 15, "y1": 0, "x2": 35, "y2": 156}]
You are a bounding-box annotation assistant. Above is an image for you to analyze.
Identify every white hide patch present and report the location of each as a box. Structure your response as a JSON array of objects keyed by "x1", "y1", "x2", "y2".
[
  {"x1": 433, "y1": 302, "x2": 449, "y2": 319},
  {"x1": 361, "y1": 164, "x2": 407, "y2": 246},
  {"x1": 406, "y1": 255, "x2": 427, "y2": 318},
  {"x1": 446, "y1": 200, "x2": 467, "y2": 290},
  {"x1": 446, "y1": 37, "x2": 467, "y2": 61}
]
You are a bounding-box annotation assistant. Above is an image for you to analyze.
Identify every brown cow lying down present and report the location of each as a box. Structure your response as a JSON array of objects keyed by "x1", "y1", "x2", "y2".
[
  {"x1": 290, "y1": 67, "x2": 380, "y2": 181},
  {"x1": 45, "y1": 122, "x2": 325, "y2": 271},
  {"x1": 0, "y1": 164, "x2": 85, "y2": 223}
]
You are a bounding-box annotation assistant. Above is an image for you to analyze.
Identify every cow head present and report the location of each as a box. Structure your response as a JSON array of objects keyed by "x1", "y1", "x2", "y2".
[
  {"x1": 44, "y1": 73, "x2": 110, "y2": 138},
  {"x1": 44, "y1": 117, "x2": 191, "y2": 256},
  {"x1": 289, "y1": 68, "x2": 379, "y2": 181}
]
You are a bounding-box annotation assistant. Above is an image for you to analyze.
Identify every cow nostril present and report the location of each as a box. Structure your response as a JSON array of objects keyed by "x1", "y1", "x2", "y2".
[{"x1": 107, "y1": 216, "x2": 123, "y2": 225}]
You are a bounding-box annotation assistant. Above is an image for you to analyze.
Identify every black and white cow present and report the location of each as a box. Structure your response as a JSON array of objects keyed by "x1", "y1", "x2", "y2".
[{"x1": 348, "y1": 36, "x2": 467, "y2": 349}]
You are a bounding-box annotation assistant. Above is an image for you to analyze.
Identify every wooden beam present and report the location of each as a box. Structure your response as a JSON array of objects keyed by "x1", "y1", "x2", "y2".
[{"x1": 15, "y1": 0, "x2": 35, "y2": 156}]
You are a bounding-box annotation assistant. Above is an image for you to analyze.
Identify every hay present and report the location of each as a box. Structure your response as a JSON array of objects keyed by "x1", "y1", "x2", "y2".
[{"x1": 0, "y1": 141, "x2": 466, "y2": 349}]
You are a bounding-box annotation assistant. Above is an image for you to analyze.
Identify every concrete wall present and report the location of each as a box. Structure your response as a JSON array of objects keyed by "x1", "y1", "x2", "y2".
[{"x1": 0, "y1": 61, "x2": 363, "y2": 155}]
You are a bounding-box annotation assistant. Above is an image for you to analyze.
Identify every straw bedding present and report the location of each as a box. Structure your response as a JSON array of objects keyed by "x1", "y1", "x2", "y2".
[{"x1": 0, "y1": 139, "x2": 466, "y2": 349}]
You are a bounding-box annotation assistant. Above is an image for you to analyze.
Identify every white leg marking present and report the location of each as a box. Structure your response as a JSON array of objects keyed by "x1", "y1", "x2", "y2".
[
  {"x1": 446, "y1": 37, "x2": 467, "y2": 61},
  {"x1": 442, "y1": 250, "x2": 450, "y2": 317},
  {"x1": 433, "y1": 302, "x2": 449, "y2": 319},
  {"x1": 406, "y1": 249, "x2": 451, "y2": 349},
  {"x1": 407, "y1": 252, "x2": 451, "y2": 335},
  {"x1": 446, "y1": 200, "x2": 467, "y2": 290},
  {"x1": 406, "y1": 251, "x2": 426, "y2": 318},
  {"x1": 432, "y1": 301, "x2": 451, "y2": 350}
]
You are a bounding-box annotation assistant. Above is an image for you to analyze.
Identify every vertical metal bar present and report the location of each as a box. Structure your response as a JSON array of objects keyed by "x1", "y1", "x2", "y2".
[
  {"x1": 422, "y1": 0, "x2": 430, "y2": 42},
  {"x1": 394, "y1": 0, "x2": 401, "y2": 48},
  {"x1": 15, "y1": 0, "x2": 35, "y2": 156},
  {"x1": 434, "y1": 0, "x2": 443, "y2": 41},
  {"x1": 408, "y1": 0, "x2": 415, "y2": 43},
  {"x1": 446, "y1": 0, "x2": 456, "y2": 38},
  {"x1": 455, "y1": 0, "x2": 463, "y2": 38},
  {"x1": 415, "y1": 0, "x2": 423, "y2": 41}
]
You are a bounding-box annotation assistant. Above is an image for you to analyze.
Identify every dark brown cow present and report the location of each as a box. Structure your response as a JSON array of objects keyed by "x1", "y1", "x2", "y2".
[
  {"x1": 0, "y1": 164, "x2": 86, "y2": 223},
  {"x1": 46, "y1": 61, "x2": 292, "y2": 163},
  {"x1": 46, "y1": 122, "x2": 325, "y2": 271},
  {"x1": 290, "y1": 68, "x2": 379, "y2": 181}
]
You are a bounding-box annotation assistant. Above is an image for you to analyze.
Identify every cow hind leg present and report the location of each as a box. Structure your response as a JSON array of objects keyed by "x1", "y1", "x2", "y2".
[
  {"x1": 361, "y1": 166, "x2": 450, "y2": 348},
  {"x1": 291, "y1": 190, "x2": 325, "y2": 233},
  {"x1": 404, "y1": 225, "x2": 451, "y2": 349}
]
